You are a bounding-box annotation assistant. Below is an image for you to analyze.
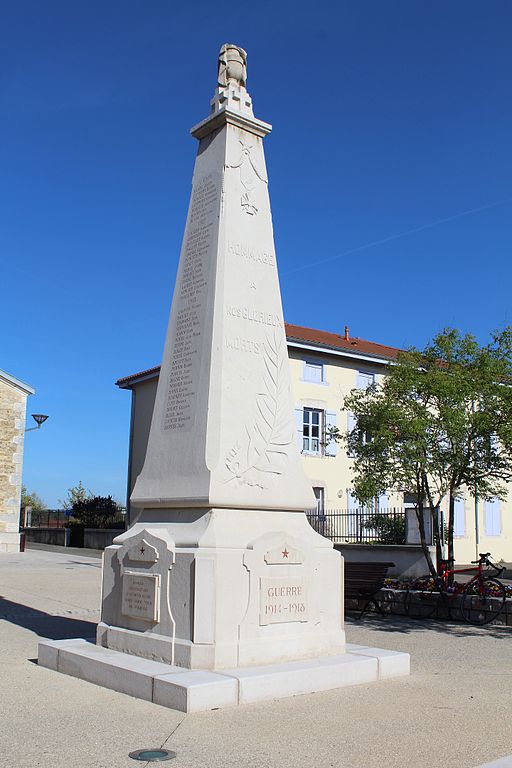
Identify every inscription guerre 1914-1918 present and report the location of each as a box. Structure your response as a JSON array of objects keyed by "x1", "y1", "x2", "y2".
[
  {"x1": 259, "y1": 577, "x2": 308, "y2": 626},
  {"x1": 163, "y1": 173, "x2": 218, "y2": 432}
]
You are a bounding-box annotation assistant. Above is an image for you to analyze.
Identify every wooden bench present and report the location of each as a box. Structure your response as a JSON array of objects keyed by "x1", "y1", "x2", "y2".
[{"x1": 344, "y1": 561, "x2": 395, "y2": 619}]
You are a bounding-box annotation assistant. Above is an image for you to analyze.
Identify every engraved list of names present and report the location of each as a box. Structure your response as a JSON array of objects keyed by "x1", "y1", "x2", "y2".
[{"x1": 163, "y1": 173, "x2": 218, "y2": 431}]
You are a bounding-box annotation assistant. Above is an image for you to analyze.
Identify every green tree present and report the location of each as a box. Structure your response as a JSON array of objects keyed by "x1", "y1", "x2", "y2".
[
  {"x1": 333, "y1": 328, "x2": 512, "y2": 578},
  {"x1": 21, "y1": 486, "x2": 46, "y2": 512},
  {"x1": 59, "y1": 480, "x2": 91, "y2": 510}
]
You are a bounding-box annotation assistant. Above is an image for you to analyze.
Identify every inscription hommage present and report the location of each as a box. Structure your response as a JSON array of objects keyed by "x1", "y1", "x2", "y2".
[
  {"x1": 122, "y1": 572, "x2": 160, "y2": 623},
  {"x1": 260, "y1": 577, "x2": 308, "y2": 625},
  {"x1": 163, "y1": 173, "x2": 218, "y2": 431},
  {"x1": 228, "y1": 241, "x2": 275, "y2": 267}
]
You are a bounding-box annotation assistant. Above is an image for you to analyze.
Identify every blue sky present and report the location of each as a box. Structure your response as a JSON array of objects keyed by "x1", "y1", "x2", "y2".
[{"x1": 2, "y1": 1, "x2": 511, "y2": 506}]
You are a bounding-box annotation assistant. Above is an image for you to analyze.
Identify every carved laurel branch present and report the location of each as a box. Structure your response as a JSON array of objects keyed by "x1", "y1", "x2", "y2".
[{"x1": 225, "y1": 331, "x2": 293, "y2": 484}]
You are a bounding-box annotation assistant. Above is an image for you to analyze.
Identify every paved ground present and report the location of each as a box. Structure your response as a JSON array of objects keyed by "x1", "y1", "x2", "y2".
[{"x1": 1, "y1": 546, "x2": 511, "y2": 768}]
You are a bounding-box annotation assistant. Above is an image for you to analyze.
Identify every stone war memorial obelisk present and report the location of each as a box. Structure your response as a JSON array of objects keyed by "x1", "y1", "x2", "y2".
[{"x1": 38, "y1": 45, "x2": 409, "y2": 711}]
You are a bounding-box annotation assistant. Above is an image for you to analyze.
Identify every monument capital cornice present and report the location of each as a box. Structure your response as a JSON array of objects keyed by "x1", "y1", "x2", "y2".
[{"x1": 190, "y1": 107, "x2": 272, "y2": 140}]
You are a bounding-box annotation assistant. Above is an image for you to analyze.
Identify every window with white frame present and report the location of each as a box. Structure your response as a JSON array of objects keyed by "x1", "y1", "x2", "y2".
[
  {"x1": 303, "y1": 408, "x2": 323, "y2": 453},
  {"x1": 295, "y1": 407, "x2": 337, "y2": 456},
  {"x1": 313, "y1": 487, "x2": 325, "y2": 514},
  {"x1": 303, "y1": 359, "x2": 324, "y2": 384}
]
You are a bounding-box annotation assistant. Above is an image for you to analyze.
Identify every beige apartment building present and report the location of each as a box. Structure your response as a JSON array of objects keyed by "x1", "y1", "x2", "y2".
[
  {"x1": 117, "y1": 323, "x2": 512, "y2": 565},
  {"x1": 0, "y1": 368, "x2": 34, "y2": 552}
]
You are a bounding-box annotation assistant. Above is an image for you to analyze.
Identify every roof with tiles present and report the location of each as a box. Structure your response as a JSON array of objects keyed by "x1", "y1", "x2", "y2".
[{"x1": 116, "y1": 323, "x2": 403, "y2": 388}]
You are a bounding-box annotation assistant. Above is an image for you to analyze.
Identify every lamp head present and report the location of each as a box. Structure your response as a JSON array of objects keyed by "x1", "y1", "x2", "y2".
[{"x1": 32, "y1": 414, "x2": 49, "y2": 427}]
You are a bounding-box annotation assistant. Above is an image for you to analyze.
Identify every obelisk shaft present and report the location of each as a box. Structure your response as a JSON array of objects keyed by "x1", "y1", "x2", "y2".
[{"x1": 131, "y1": 45, "x2": 315, "y2": 512}]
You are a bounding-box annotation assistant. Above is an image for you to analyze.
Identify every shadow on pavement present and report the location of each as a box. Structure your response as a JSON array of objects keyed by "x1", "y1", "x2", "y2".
[
  {"x1": 345, "y1": 612, "x2": 511, "y2": 640},
  {"x1": 65, "y1": 560, "x2": 102, "y2": 569},
  {"x1": 0, "y1": 596, "x2": 96, "y2": 641}
]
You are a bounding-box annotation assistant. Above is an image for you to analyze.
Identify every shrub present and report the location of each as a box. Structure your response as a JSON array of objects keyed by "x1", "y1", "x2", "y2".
[
  {"x1": 71, "y1": 495, "x2": 121, "y2": 529},
  {"x1": 363, "y1": 513, "x2": 406, "y2": 544}
]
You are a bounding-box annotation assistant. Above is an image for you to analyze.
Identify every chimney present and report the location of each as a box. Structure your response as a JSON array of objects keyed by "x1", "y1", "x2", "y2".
[{"x1": 344, "y1": 325, "x2": 350, "y2": 341}]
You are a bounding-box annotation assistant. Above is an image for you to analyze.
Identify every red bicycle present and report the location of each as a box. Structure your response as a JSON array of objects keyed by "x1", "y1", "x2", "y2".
[{"x1": 405, "y1": 552, "x2": 506, "y2": 625}]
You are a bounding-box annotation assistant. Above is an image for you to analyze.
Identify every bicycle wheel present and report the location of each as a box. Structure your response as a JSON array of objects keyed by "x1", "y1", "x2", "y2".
[
  {"x1": 405, "y1": 578, "x2": 439, "y2": 619},
  {"x1": 461, "y1": 578, "x2": 506, "y2": 625}
]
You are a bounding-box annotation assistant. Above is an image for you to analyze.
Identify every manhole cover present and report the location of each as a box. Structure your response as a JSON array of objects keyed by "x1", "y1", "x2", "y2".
[{"x1": 129, "y1": 748, "x2": 176, "y2": 761}]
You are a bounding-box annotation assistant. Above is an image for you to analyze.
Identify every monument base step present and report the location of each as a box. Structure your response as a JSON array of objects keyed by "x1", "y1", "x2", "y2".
[{"x1": 37, "y1": 638, "x2": 410, "y2": 713}]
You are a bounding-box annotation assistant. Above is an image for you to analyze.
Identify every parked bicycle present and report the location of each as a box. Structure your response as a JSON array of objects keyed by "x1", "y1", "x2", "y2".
[{"x1": 405, "y1": 553, "x2": 506, "y2": 625}]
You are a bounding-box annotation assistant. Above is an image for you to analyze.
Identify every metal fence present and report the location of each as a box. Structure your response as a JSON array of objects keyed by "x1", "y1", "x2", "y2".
[
  {"x1": 22, "y1": 509, "x2": 70, "y2": 528},
  {"x1": 22, "y1": 508, "x2": 126, "y2": 529},
  {"x1": 305, "y1": 507, "x2": 407, "y2": 545},
  {"x1": 23, "y1": 507, "x2": 406, "y2": 544}
]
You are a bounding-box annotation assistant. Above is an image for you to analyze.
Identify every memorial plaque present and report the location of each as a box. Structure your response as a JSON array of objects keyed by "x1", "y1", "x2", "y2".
[
  {"x1": 259, "y1": 577, "x2": 308, "y2": 626},
  {"x1": 122, "y1": 572, "x2": 160, "y2": 622}
]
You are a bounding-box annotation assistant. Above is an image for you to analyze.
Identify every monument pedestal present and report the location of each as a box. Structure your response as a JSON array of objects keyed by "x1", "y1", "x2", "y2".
[
  {"x1": 38, "y1": 511, "x2": 409, "y2": 713},
  {"x1": 95, "y1": 511, "x2": 345, "y2": 670}
]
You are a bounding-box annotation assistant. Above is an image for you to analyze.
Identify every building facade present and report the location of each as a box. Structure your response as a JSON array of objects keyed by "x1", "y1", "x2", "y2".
[
  {"x1": 117, "y1": 323, "x2": 512, "y2": 565},
  {"x1": 0, "y1": 369, "x2": 34, "y2": 553}
]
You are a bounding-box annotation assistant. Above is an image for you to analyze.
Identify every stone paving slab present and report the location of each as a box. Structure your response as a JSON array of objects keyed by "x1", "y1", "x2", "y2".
[{"x1": 2, "y1": 548, "x2": 512, "y2": 768}]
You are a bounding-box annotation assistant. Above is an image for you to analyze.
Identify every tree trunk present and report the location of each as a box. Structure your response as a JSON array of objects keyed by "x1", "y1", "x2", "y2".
[
  {"x1": 447, "y1": 492, "x2": 455, "y2": 585},
  {"x1": 416, "y1": 484, "x2": 437, "y2": 578}
]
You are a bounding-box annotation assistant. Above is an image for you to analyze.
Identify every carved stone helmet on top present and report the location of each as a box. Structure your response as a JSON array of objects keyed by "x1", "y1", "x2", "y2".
[{"x1": 217, "y1": 44, "x2": 247, "y2": 88}]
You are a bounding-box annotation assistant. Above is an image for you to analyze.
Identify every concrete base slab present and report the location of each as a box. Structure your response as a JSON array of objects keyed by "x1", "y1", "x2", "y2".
[
  {"x1": 348, "y1": 644, "x2": 411, "y2": 679},
  {"x1": 38, "y1": 638, "x2": 410, "y2": 713},
  {"x1": 154, "y1": 670, "x2": 239, "y2": 712}
]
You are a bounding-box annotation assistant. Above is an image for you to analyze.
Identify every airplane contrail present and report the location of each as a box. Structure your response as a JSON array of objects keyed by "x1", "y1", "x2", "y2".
[{"x1": 282, "y1": 198, "x2": 511, "y2": 276}]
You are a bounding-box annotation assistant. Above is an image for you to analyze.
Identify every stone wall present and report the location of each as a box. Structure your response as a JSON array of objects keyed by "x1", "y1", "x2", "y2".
[
  {"x1": 24, "y1": 527, "x2": 69, "y2": 547},
  {"x1": 84, "y1": 528, "x2": 120, "y2": 550},
  {"x1": 0, "y1": 379, "x2": 28, "y2": 552},
  {"x1": 335, "y1": 543, "x2": 435, "y2": 578}
]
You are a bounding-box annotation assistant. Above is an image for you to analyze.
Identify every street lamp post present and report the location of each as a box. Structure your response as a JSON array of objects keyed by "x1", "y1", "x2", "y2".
[{"x1": 21, "y1": 414, "x2": 49, "y2": 541}]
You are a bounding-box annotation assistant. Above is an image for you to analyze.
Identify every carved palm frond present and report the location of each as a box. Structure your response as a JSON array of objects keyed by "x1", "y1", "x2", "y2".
[{"x1": 225, "y1": 331, "x2": 293, "y2": 483}]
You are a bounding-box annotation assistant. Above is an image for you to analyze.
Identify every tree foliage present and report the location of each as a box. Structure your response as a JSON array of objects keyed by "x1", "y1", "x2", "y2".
[
  {"x1": 21, "y1": 485, "x2": 46, "y2": 512},
  {"x1": 59, "y1": 480, "x2": 91, "y2": 510},
  {"x1": 333, "y1": 327, "x2": 512, "y2": 577}
]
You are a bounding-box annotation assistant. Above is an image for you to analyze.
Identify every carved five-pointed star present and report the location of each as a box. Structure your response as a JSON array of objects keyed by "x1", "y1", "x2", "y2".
[
  {"x1": 139, "y1": 546, "x2": 145, "y2": 555},
  {"x1": 282, "y1": 548, "x2": 289, "y2": 559}
]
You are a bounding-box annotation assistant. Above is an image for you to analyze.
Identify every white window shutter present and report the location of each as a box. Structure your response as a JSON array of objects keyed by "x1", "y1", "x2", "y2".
[
  {"x1": 347, "y1": 412, "x2": 357, "y2": 457},
  {"x1": 378, "y1": 493, "x2": 388, "y2": 511},
  {"x1": 485, "y1": 499, "x2": 501, "y2": 536},
  {"x1": 357, "y1": 372, "x2": 374, "y2": 389},
  {"x1": 324, "y1": 411, "x2": 337, "y2": 456},
  {"x1": 347, "y1": 490, "x2": 358, "y2": 510},
  {"x1": 453, "y1": 498, "x2": 465, "y2": 537},
  {"x1": 304, "y1": 361, "x2": 323, "y2": 383},
  {"x1": 295, "y1": 407, "x2": 304, "y2": 451}
]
